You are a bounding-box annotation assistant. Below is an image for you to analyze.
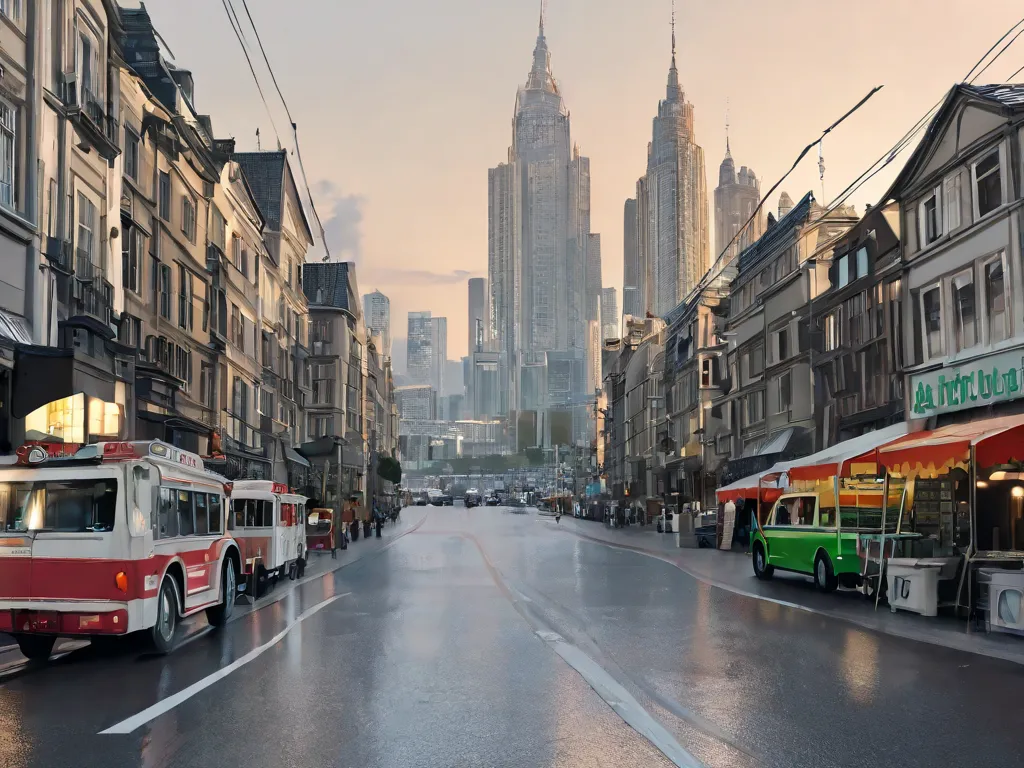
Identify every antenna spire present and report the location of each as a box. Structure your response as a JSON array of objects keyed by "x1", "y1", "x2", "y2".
[
  {"x1": 725, "y1": 97, "x2": 731, "y2": 155},
  {"x1": 540, "y1": 0, "x2": 546, "y2": 36},
  {"x1": 671, "y1": 0, "x2": 676, "y2": 59}
]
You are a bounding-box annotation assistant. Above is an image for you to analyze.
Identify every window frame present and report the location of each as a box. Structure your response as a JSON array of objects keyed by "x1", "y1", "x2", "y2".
[
  {"x1": 950, "y1": 267, "x2": 978, "y2": 353},
  {"x1": 972, "y1": 146, "x2": 1004, "y2": 221},
  {"x1": 158, "y1": 263, "x2": 172, "y2": 320},
  {"x1": 182, "y1": 194, "x2": 197, "y2": 243},
  {"x1": 918, "y1": 282, "x2": 944, "y2": 362},
  {"x1": 918, "y1": 186, "x2": 942, "y2": 249},
  {"x1": 983, "y1": 251, "x2": 1009, "y2": 345},
  {"x1": 158, "y1": 172, "x2": 171, "y2": 219},
  {"x1": 776, "y1": 371, "x2": 791, "y2": 415},
  {"x1": 0, "y1": 99, "x2": 16, "y2": 210},
  {"x1": 124, "y1": 126, "x2": 140, "y2": 181}
]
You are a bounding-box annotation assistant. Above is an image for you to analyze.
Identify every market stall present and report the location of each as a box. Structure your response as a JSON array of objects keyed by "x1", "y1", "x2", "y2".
[{"x1": 876, "y1": 414, "x2": 1024, "y2": 625}]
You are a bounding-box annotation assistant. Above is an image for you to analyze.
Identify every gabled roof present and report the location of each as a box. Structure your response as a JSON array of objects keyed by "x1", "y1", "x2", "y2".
[
  {"x1": 885, "y1": 83, "x2": 1024, "y2": 202},
  {"x1": 303, "y1": 262, "x2": 352, "y2": 312},
  {"x1": 233, "y1": 151, "x2": 286, "y2": 231}
]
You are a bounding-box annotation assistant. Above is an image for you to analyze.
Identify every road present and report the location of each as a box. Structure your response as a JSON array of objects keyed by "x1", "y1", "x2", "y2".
[{"x1": 0, "y1": 506, "x2": 1021, "y2": 768}]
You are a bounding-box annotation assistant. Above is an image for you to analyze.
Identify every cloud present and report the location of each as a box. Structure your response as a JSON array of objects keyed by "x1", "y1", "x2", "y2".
[
  {"x1": 309, "y1": 180, "x2": 365, "y2": 262},
  {"x1": 373, "y1": 268, "x2": 479, "y2": 285}
]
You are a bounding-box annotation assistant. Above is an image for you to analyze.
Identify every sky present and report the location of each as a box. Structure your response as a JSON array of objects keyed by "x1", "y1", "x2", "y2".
[{"x1": 138, "y1": 0, "x2": 1024, "y2": 368}]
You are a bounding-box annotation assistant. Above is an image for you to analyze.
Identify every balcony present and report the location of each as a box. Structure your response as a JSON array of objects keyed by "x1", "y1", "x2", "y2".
[
  {"x1": 64, "y1": 75, "x2": 120, "y2": 161},
  {"x1": 44, "y1": 236, "x2": 73, "y2": 273},
  {"x1": 221, "y1": 412, "x2": 264, "y2": 454}
]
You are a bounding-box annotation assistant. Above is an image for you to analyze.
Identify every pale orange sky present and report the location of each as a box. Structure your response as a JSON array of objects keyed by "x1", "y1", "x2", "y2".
[{"x1": 142, "y1": 0, "x2": 1024, "y2": 365}]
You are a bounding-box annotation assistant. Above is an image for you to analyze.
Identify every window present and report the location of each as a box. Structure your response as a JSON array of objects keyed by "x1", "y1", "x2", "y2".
[
  {"x1": 0, "y1": 1, "x2": 22, "y2": 22},
  {"x1": 182, "y1": 195, "x2": 197, "y2": 242},
  {"x1": 748, "y1": 342, "x2": 764, "y2": 377},
  {"x1": 194, "y1": 492, "x2": 209, "y2": 536},
  {"x1": 231, "y1": 234, "x2": 241, "y2": 270},
  {"x1": 174, "y1": 345, "x2": 192, "y2": 390},
  {"x1": 836, "y1": 254, "x2": 849, "y2": 289},
  {"x1": 158, "y1": 264, "x2": 172, "y2": 320},
  {"x1": 119, "y1": 315, "x2": 141, "y2": 348},
  {"x1": 743, "y1": 390, "x2": 764, "y2": 426},
  {"x1": 974, "y1": 149, "x2": 1002, "y2": 218},
  {"x1": 823, "y1": 308, "x2": 841, "y2": 352},
  {"x1": 855, "y1": 247, "x2": 868, "y2": 281},
  {"x1": 202, "y1": 282, "x2": 209, "y2": 332},
  {"x1": 794, "y1": 497, "x2": 815, "y2": 527},
  {"x1": 232, "y1": 376, "x2": 249, "y2": 417},
  {"x1": 199, "y1": 362, "x2": 214, "y2": 407},
  {"x1": 944, "y1": 173, "x2": 961, "y2": 232},
  {"x1": 157, "y1": 488, "x2": 178, "y2": 539},
  {"x1": 76, "y1": 193, "x2": 96, "y2": 264},
  {"x1": 777, "y1": 371, "x2": 791, "y2": 414},
  {"x1": 919, "y1": 188, "x2": 941, "y2": 247},
  {"x1": 178, "y1": 266, "x2": 194, "y2": 331},
  {"x1": 212, "y1": 207, "x2": 226, "y2": 250},
  {"x1": 951, "y1": 270, "x2": 977, "y2": 352},
  {"x1": 177, "y1": 490, "x2": 194, "y2": 536},
  {"x1": 313, "y1": 362, "x2": 335, "y2": 405},
  {"x1": 985, "y1": 256, "x2": 1008, "y2": 344},
  {"x1": 0, "y1": 101, "x2": 15, "y2": 209},
  {"x1": 122, "y1": 226, "x2": 143, "y2": 294},
  {"x1": 819, "y1": 504, "x2": 836, "y2": 528},
  {"x1": 260, "y1": 387, "x2": 275, "y2": 417},
  {"x1": 231, "y1": 304, "x2": 242, "y2": 348},
  {"x1": 920, "y1": 285, "x2": 943, "y2": 360},
  {"x1": 889, "y1": 280, "x2": 904, "y2": 372},
  {"x1": 700, "y1": 357, "x2": 716, "y2": 388},
  {"x1": 209, "y1": 494, "x2": 223, "y2": 534},
  {"x1": 158, "y1": 172, "x2": 171, "y2": 219},
  {"x1": 124, "y1": 127, "x2": 139, "y2": 181}
]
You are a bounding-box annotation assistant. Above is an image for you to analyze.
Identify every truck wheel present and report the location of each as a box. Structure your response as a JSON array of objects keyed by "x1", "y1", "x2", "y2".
[
  {"x1": 150, "y1": 578, "x2": 179, "y2": 654},
  {"x1": 814, "y1": 552, "x2": 839, "y2": 593},
  {"x1": 752, "y1": 542, "x2": 774, "y2": 580},
  {"x1": 15, "y1": 634, "x2": 55, "y2": 661},
  {"x1": 206, "y1": 562, "x2": 236, "y2": 628}
]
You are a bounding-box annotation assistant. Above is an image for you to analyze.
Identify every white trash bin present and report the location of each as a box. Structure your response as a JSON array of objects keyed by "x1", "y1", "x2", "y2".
[{"x1": 886, "y1": 558, "x2": 941, "y2": 617}]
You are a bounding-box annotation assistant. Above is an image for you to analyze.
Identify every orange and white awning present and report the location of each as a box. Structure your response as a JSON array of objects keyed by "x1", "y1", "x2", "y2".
[
  {"x1": 878, "y1": 413, "x2": 1024, "y2": 476},
  {"x1": 785, "y1": 422, "x2": 909, "y2": 482}
]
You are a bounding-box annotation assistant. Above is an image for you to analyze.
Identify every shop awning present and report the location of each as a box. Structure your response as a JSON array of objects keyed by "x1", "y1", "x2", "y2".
[
  {"x1": 878, "y1": 414, "x2": 1024, "y2": 474},
  {"x1": 0, "y1": 309, "x2": 32, "y2": 346},
  {"x1": 786, "y1": 422, "x2": 910, "y2": 481},
  {"x1": 284, "y1": 446, "x2": 310, "y2": 468},
  {"x1": 715, "y1": 471, "x2": 783, "y2": 503}
]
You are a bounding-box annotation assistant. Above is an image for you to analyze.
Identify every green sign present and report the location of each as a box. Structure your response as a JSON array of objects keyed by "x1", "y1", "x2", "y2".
[{"x1": 911, "y1": 350, "x2": 1024, "y2": 416}]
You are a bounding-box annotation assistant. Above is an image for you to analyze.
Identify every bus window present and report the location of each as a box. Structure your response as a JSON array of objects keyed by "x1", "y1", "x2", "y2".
[
  {"x1": 260, "y1": 500, "x2": 273, "y2": 527},
  {"x1": 177, "y1": 490, "x2": 194, "y2": 536},
  {"x1": 210, "y1": 494, "x2": 223, "y2": 534},
  {"x1": 195, "y1": 493, "x2": 209, "y2": 535},
  {"x1": 158, "y1": 488, "x2": 178, "y2": 538}
]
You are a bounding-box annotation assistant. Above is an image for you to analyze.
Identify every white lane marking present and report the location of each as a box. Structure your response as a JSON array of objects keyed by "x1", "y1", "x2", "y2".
[
  {"x1": 99, "y1": 592, "x2": 350, "y2": 735},
  {"x1": 535, "y1": 630, "x2": 704, "y2": 768}
]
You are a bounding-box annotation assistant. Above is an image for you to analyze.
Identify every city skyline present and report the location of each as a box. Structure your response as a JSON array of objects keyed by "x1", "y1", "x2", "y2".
[{"x1": 139, "y1": 1, "x2": 1024, "y2": 361}]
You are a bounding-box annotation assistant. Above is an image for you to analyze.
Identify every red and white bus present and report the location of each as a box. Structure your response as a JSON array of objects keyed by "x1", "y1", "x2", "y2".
[
  {"x1": 0, "y1": 441, "x2": 240, "y2": 659},
  {"x1": 228, "y1": 481, "x2": 307, "y2": 595}
]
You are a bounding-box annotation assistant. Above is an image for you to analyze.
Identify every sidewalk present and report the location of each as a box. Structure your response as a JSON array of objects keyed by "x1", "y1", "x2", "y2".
[{"x1": 558, "y1": 515, "x2": 1024, "y2": 666}]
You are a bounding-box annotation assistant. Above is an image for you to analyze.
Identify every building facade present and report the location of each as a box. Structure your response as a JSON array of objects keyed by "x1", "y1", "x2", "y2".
[
  {"x1": 395, "y1": 384, "x2": 436, "y2": 421},
  {"x1": 621, "y1": 198, "x2": 641, "y2": 320},
  {"x1": 601, "y1": 287, "x2": 618, "y2": 340},
  {"x1": 430, "y1": 316, "x2": 447, "y2": 395},
  {"x1": 467, "y1": 277, "x2": 487, "y2": 353},
  {"x1": 406, "y1": 310, "x2": 432, "y2": 386}
]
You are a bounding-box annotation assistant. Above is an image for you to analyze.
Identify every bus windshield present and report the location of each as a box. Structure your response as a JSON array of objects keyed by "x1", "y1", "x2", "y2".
[{"x1": 0, "y1": 479, "x2": 118, "y2": 533}]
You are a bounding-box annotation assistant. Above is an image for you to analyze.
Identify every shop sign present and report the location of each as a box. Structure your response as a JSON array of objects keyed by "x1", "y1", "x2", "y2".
[{"x1": 910, "y1": 349, "x2": 1024, "y2": 416}]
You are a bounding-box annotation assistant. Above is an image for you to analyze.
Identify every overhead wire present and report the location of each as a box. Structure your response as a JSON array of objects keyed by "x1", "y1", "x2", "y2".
[
  {"x1": 233, "y1": 0, "x2": 332, "y2": 261},
  {"x1": 220, "y1": 0, "x2": 282, "y2": 147}
]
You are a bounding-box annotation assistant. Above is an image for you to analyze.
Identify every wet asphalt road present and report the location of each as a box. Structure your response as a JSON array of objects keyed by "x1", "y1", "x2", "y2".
[{"x1": 0, "y1": 506, "x2": 1021, "y2": 768}]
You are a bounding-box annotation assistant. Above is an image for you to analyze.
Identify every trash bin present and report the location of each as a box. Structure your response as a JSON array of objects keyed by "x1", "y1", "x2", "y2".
[{"x1": 886, "y1": 558, "x2": 941, "y2": 617}]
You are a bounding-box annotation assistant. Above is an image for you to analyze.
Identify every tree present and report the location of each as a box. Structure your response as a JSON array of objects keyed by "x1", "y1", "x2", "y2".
[{"x1": 377, "y1": 456, "x2": 402, "y2": 485}]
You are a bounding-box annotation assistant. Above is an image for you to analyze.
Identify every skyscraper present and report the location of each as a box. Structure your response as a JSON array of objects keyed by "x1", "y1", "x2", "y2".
[
  {"x1": 407, "y1": 311, "x2": 433, "y2": 386},
  {"x1": 630, "y1": 11, "x2": 709, "y2": 317},
  {"x1": 467, "y1": 278, "x2": 488, "y2": 353},
  {"x1": 487, "y1": 11, "x2": 596, "y2": 437},
  {"x1": 362, "y1": 290, "x2": 391, "y2": 359},
  {"x1": 586, "y1": 233, "x2": 602, "y2": 325},
  {"x1": 430, "y1": 317, "x2": 448, "y2": 395},
  {"x1": 622, "y1": 198, "x2": 640, "y2": 318},
  {"x1": 601, "y1": 287, "x2": 618, "y2": 340},
  {"x1": 714, "y1": 138, "x2": 763, "y2": 263}
]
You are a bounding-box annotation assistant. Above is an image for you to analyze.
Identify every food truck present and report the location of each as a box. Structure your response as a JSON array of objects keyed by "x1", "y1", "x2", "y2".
[{"x1": 228, "y1": 481, "x2": 307, "y2": 595}]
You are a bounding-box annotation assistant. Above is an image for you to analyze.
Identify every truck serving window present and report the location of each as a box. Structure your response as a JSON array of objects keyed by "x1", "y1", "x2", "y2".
[{"x1": 1, "y1": 479, "x2": 118, "y2": 532}]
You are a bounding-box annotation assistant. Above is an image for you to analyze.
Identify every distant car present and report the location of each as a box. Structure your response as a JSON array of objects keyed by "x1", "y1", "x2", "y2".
[
  {"x1": 508, "y1": 497, "x2": 526, "y2": 508},
  {"x1": 414, "y1": 493, "x2": 429, "y2": 506},
  {"x1": 464, "y1": 491, "x2": 481, "y2": 508},
  {"x1": 485, "y1": 495, "x2": 500, "y2": 506}
]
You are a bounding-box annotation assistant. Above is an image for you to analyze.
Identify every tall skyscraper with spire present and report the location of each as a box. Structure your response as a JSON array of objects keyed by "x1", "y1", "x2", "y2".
[
  {"x1": 714, "y1": 130, "x2": 764, "y2": 263},
  {"x1": 488, "y1": 8, "x2": 597, "y2": 440},
  {"x1": 628, "y1": 6, "x2": 709, "y2": 317}
]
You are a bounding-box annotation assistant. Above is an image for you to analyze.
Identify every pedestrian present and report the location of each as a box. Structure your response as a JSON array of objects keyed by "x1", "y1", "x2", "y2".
[
  {"x1": 330, "y1": 513, "x2": 339, "y2": 560},
  {"x1": 374, "y1": 505, "x2": 383, "y2": 538}
]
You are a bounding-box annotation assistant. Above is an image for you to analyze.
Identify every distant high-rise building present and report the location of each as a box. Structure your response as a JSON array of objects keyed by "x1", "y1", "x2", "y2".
[
  {"x1": 487, "y1": 11, "x2": 595, "y2": 440},
  {"x1": 407, "y1": 311, "x2": 433, "y2": 386},
  {"x1": 714, "y1": 138, "x2": 763, "y2": 263},
  {"x1": 629, "y1": 12, "x2": 709, "y2": 316},
  {"x1": 362, "y1": 290, "x2": 391, "y2": 359},
  {"x1": 601, "y1": 288, "x2": 618, "y2": 340},
  {"x1": 395, "y1": 384, "x2": 436, "y2": 421},
  {"x1": 586, "y1": 233, "x2": 602, "y2": 324},
  {"x1": 430, "y1": 317, "x2": 448, "y2": 395},
  {"x1": 622, "y1": 198, "x2": 641, "y2": 318},
  {"x1": 468, "y1": 278, "x2": 488, "y2": 353}
]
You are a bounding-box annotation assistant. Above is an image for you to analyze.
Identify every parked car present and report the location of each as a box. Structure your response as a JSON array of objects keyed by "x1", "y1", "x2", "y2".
[
  {"x1": 414, "y1": 492, "x2": 429, "y2": 506},
  {"x1": 485, "y1": 495, "x2": 500, "y2": 506}
]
